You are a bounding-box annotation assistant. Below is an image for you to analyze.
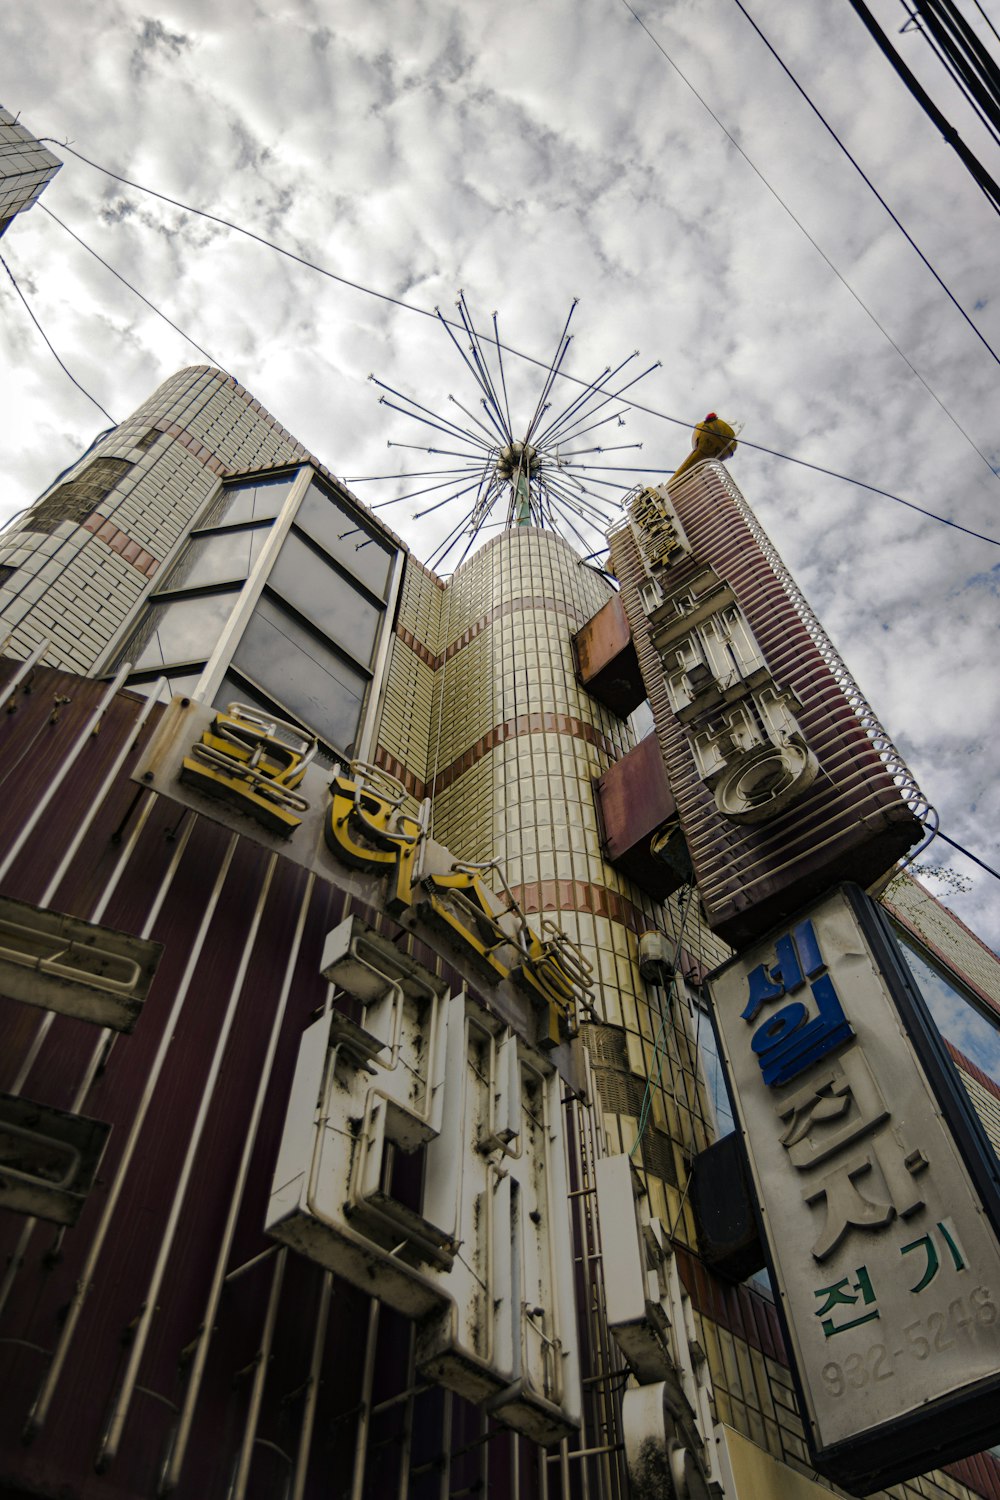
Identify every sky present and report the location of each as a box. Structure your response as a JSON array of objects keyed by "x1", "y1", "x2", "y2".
[{"x1": 1, "y1": 0, "x2": 999, "y2": 947}]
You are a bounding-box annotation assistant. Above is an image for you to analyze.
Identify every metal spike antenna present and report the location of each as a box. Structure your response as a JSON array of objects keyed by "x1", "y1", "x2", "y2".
[
  {"x1": 539, "y1": 359, "x2": 663, "y2": 450},
  {"x1": 369, "y1": 471, "x2": 487, "y2": 511},
  {"x1": 491, "y1": 311, "x2": 514, "y2": 438},
  {"x1": 524, "y1": 299, "x2": 579, "y2": 442},
  {"x1": 532, "y1": 352, "x2": 634, "y2": 449},
  {"x1": 371, "y1": 375, "x2": 494, "y2": 450},
  {"x1": 456, "y1": 292, "x2": 512, "y2": 445},
  {"x1": 435, "y1": 306, "x2": 511, "y2": 445},
  {"x1": 367, "y1": 297, "x2": 663, "y2": 566}
]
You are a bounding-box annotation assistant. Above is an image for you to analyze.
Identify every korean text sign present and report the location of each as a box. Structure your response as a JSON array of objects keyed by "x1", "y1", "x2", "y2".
[{"x1": 708, "y1": 885, "x2": 1000, "y2": 1493}]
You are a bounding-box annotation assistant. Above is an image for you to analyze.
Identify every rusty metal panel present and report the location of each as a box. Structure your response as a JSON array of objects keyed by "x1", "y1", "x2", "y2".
[
  {"x1": 595, "y1": 735, "x2": 685, "y2": 900},
  {"x1": 572, "y1": 593, "x2": 646, "y2": 717},
  {"x1": 0, "y1": 1092, "x2": 110, "y2": 1225},
  {"x1": 0, "y1": 659, "x2": 621, "y2": 1500},
  {"x1": 610, "y1": 464, "x2": 924, "y2": 947},
  {"x1": 0, "y1": 893, "x2": 163, "y2": 1032}
]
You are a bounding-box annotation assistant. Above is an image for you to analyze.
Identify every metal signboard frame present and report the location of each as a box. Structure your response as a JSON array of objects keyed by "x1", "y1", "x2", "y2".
[{"x1": 708, "y1": 883, "x2": 1000, "y2": 1494}]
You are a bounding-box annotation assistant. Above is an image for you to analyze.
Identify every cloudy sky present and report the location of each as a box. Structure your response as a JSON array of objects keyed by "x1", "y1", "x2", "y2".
[{"x1": 1, "y1": 0, "x2": 998, "y2": 946}]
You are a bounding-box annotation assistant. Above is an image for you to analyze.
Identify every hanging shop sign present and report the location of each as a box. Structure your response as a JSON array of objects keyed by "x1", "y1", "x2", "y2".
[
  {"x1": 134, "y1": 698, "x2": 592, "y2": 1075},
  {"x1": 708, "y1": 884, "x2": 1000, "y2": 1495},
  {"x1": 267, "y1": 914, "x2": 581, "y2": 1445}
]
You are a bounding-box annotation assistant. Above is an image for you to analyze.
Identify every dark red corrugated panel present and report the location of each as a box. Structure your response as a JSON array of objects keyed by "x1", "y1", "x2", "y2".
[
  {"x1": 0, "y1": 662, "x2": 548, "y2": 1500},
  {"x1": 946, "y1": 1451, "x2": 1000, "y2": 1500},
  {"x1": 611, "y1": 466, "x2": 923, "y2": 945}
]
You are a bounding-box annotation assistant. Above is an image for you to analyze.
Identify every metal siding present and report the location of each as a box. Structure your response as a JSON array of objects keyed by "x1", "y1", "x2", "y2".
[
  {"x1": 0, "y1": 661, "x2": 615, "y2": 1500},
  {"x1": 610, "y1": 464, "x2": 923, "y2": 945}
]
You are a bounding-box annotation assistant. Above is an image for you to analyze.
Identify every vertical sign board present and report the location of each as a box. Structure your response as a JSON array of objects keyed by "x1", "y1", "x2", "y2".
[{"x1": 708, "y1": 884, "x2": 1000, "y2": 1495}]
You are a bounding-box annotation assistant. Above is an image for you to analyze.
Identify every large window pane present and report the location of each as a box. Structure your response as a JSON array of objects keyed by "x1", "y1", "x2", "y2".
[
  {"x1": 232, "y1": 596, "x2": 368, "y2": 752},
  {"x1": 201, "y1": 472, "x2": 299, "y2": 528},
  {"x1": 121, "y1": 591, "x2": 240, "y2": 672},
  {"x1": 126, "y1": 671, "x2": 204, "y2": 705},
  {"x1": 896, "y1": 933, "x2": 1000, "y2": 1080},
  {"x1": 294, "y1": 480, "x2": 395, "y2": 598},
  {"x1": 691, "y1": 1001, "x2": 736, "y2": 1138},
  {"x1": 164, "y1": 526, "x2": 271, "y2": 591},
  {"x1": 268, "y1": 531, "x2": 381, "y2": 665}
]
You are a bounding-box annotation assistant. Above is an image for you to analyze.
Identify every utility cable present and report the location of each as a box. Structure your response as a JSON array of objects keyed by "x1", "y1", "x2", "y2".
[
  {"x1": 971, "y1": 0, "x2": 1000, "y2": 51},
  {"x1": 36, "y1": 141, "x2": 1000, "y2": 542},
  {"x1": 38, "y1": 203, "x2": 231, "y2": 375},
  {"x1": 901, "y1": 0, "x2": 1000, "y2": 152},
  {"x1": 0, "y1": 249, "x2": 116, "y2": 425},
  {"x1": 728, "y1": 0, "x2": 1000, "y2": 458},
  {"x1": 935, "y1": 829, "x2": 1000, "y2": 884},
  {"x1": 844, "y1": 0, "x2": 1000, "y2": 211},
  {"x1": 615, "y1": 0, "x2": 1000, "y2": 486}
]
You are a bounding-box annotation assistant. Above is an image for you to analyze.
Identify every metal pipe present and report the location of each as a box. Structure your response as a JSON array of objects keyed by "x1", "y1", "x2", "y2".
[
  {"x1": 3, "y1": 668, "x2": 148, "y2": 1097},
  {"x1": 289, "y1": 1271, "x2": 332, "y2": 1500},
  {"x1": 0, "y1": 663, "x2": 131, "y2": 887},
  {"x1": 161, "y1": 872, "x2": 316, "y2": 1493},
  {"x1": 393, "y1": 1330, "x2": 417, "y2": 1500},
  {"x1": 0, "y1": 638, "x2": 51, "y2": 702},
  {"x1": 350, "y1": 1299, "x2": 380, "y2": 1500},
  {"x1": 40, "y1": 678, "x2": 163, "y2": 907},
  {"x1": 25, "y1": 833, "x2": 239, "y2": 1442},
  {"x1": 545, "y1": 1443, "x2": 625, "y2": 1461},
  {"x1": 223, "y1": 1244, "x2": 280, "y2": 1287},
  {"x1": 96, "y1": 852, "x2": 279, "y2": 1470},
  {"x1": 228, "y1": 1247, "x2": 288, "y2": 1500},
  {"x1": 438, "y1": 1389, "x2": 453, "y2": 1500},
  {"x1": 0, "y1": 791, "x2": 176, "y2": 1322}
]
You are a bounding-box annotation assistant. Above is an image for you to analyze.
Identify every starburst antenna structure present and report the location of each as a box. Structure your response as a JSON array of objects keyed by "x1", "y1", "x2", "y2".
[{"x1": 349, "y1": 294, "x2": 663, "y2": 574}]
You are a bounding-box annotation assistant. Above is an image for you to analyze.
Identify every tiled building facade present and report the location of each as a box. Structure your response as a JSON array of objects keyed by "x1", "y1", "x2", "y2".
[
  {"x1": 0, "y1": 367, "x2": 997, "y2": 1500},
  {"x1": 0, "y1": 105, "x2": 61, "y2": 238}
]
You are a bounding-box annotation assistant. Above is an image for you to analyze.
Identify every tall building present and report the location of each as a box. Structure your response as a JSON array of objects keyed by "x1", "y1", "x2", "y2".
[
  {"x1": 0, "y1": 106, "x2": 61, "y2": 239},
  {"x1": 0, "y1": 368, "x2": 998, "y2": 1500}
]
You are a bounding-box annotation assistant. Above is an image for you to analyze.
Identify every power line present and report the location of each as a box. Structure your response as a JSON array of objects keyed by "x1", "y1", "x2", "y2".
[
  {"x1": 728, "y1": 0, "x2": 1000, "y2": 470},
  {"x1": 615, "y1": 0, "x2": 1000, "y2": 485},
  {"x1": 845, "y1": 0, "x2": 1000, "y2": 210},
  {"x1": 936, "y1": 829, "x2": 1000, "y2": 884},
  {"x1": 39, "y1": 204, "x2": 232, "y2": 375},
  {"x1": 41, "y1": 139, "x2": 445, "y2": 330},
  {"x1": 0, "y1": 249, "x2": 116, "y2": 425},
  {"x1": 36, "y1": 140, "x2": 1000, "y2": 545}
]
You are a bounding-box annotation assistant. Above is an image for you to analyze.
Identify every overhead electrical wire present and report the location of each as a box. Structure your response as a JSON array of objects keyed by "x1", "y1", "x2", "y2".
[
  {"x1": 935, "y1": 830, "x2": 1000, "y2": 884},
  {"x1": 615, "y1": 0, "x2": 1000, "y2": 486},
  {"x1": 900, "y1": 0, "x2": 1000, "y2": 152},
  {"x1": 0, "y1": 249, "x2": 116, "y2": 425},
  {"x1": 728, "y1": 0, "x2": 1000, "y2": 429},
  {"x1": 844, "y1": 0, "x2": 1000, "y2": 211},
  {"x1": 30, "y1": 140, "x2": 1000, "y2": 547},
  {"x1": 39, "y1": 203, "x2": 231, "y2": 375}
]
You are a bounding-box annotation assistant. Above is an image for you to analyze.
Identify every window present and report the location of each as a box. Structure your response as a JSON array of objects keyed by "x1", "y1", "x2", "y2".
[
  {"x1": 165, "y1": 527, "x2": 271, "y2": 592},
  {"x1": 115, "y1": 467, "x2": 398, "y2": 759},
  {"x1": 294, "y1": 479, "x2": 394, "y2": 599},
  {"x1": 895, "y1": 931, "x2": 1000, "y2": 1082},
  {"x1": 113, "y1": 472, "x2": 298, "y2": 679},
  {"x1": 27, "y1": 456, "x2": 133, "y2": 534},
  {"x1": 125, "y1": 591, "x2": 241, "y2": 673},
  {"x1": 200, "y1": 472, "x2": 299, "y2": 528},
  {"x1": 232, "y1": 596, "x2": 369, "y2": 753},
  {"x1": 688, "y1": 994, "x2": 736, "y2": 1139},
  {"x1": 266, "y1": 530, "x2": 381, "y2": 665}
]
